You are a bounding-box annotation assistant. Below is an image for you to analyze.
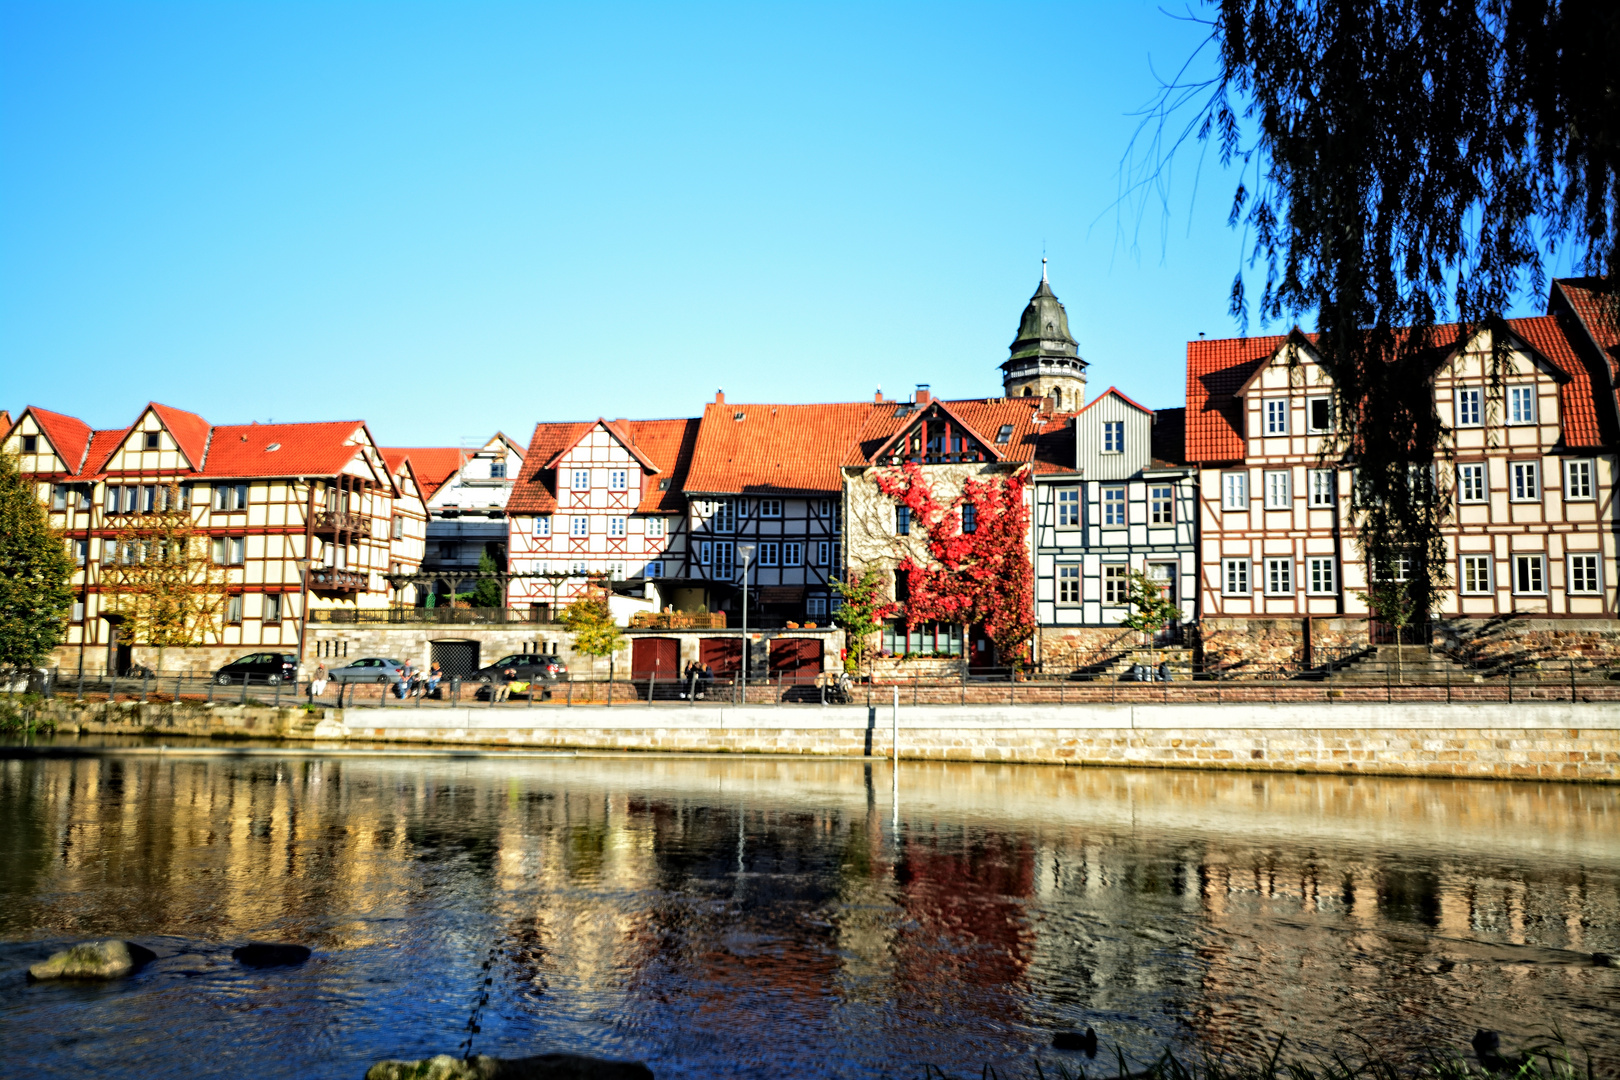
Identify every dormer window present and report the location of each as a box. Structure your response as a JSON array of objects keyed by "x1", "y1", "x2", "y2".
[{"x1": 1101, "y1": 421, "x2": 1124, "y2": 454}]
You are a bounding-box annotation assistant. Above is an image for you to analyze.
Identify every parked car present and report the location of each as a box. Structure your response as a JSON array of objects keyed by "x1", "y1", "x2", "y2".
[
  {"x1": 214, "y1": 653, "x2": 299, "y2": 686},
  {"x1": 472, "y1": 654, "x2": 568, "y2": 685},
  {"x1": 327, "y1": 658, "x2": 409, "y2": 684}
]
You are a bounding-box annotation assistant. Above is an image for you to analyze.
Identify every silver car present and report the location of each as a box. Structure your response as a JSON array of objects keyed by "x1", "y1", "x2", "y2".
[{"x1": 327, "y1": 657, "x2": 409, "y2": 684}]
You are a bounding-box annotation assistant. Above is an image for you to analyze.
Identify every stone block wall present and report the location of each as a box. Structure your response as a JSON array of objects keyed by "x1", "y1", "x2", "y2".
[
  {"x1": 1197, "y1": 618, "x2": 1370, "y2": 675},
  {"x1": 1437, "y1": 618, "x2": 1620, "y2": 669}
]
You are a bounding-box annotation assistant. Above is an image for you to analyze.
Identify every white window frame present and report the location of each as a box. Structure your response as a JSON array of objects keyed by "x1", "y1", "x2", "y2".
[
  {"x1": 1057, "y1": 487, "x2": 1081, "y2": 527},
  {"x1": 646, "y1": 516, "x2": 665, "y2": 537},
  {"x1": 536, "y1": 516, "x2": 552, "y2": 536},
  {"x1": 1564, "y1": 459, "x2": 1594, "y2": 501},
  {"x1": 1101, "y1": 421, "x2": 1124, "y2": 454},
  {"x1": 1149, "y1": 485, "x2": 1174, "y2": 525},
  {"x1": 1222, "y1": 558, "x2": 1250, "y2": 596},
  {"x1": 1056, "y1": 563, "x2": 1081, "y2": 606},
  {"x1": 570, "y1": 516, "x2": 589, "y2": 537},
  {"x1": 1306, "y1": 396, "x2": 1333, "y2": 434},
  {"x1": 1264, "y1": 470, "x2": 1291, "y2": 509},
  {"x1": 1507, "y1": 385, "x2": 1537, "y2": 425},
  {"x1": 1102, "y1": 564, "x2": 1129, "y2": 605},
  {"x1": 1457, "y1": 462, "x2": 1487, "y2": 504},
  {"x1": 608, "y1": 469, "x2": 628, "y2": 491},
  {"x1": 1308, "y1": 470, "x2": 1335, "y2": 507},
  {"x1": 1513, "y1": 554, "x2": 1545, "y2": 595},
  {"x1": 1306, "y1": 557, "x2": 1336, "y2": 595},
  {"x1": 1510, "y1": 461, "x2": 1540, "y2": 502},
  {"x1": 1264, "y1": 557, "x2": 1293, "y2": 595},
  {"x1": 1459, "y1": 555, "x2": 1493, "y2": 595},
  {"x1": 1568, "y1": 553, "x2": 1601, "y2": 595},
  {"x1": 1102, "y1": 486, "x2": 1126, "y2": 526},
  {"x1": 1455, "y1": 387, "x2": 1483, "y2": 427},
  {"x1": 608, "y1": 517, "x2": 626, "y2": 538},
  {"x1": 1222, "y1": 471, "x2": 1248, "y2": 510},
  {"x1": 571, "y1": 470, "x2": 591, "y2": 491},
  {"x1": 1264, "y1": 398, "x2": 1289, "y2": 435}
]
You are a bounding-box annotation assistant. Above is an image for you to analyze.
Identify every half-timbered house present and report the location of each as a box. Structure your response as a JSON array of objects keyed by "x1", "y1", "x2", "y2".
[
  {"x1": 3, "y1": 402, "x2": 427, "y2": 675},
  {"x1": 383, "y1": 433, "x2": 524, "y2": 600}
]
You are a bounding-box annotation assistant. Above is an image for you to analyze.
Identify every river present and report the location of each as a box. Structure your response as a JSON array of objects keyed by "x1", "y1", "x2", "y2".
[{"x1": 1, "y1": 747, "x2": 1616, "y2": 1077}]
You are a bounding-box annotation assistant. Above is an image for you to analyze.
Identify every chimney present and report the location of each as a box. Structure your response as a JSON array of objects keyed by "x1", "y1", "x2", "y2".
[
  {"x1": 874, "y1": 388, "x2": 884, "y2": 403},
  {"x1": 915, "y1": 384, "x2": 931, "y2": 406},
  {"x1": 715, "y1": 389, "x2": 725, "y2": 404}
]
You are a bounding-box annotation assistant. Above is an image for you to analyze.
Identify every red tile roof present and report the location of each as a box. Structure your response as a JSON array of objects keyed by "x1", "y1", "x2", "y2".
[
  {"x1": 507, "y1": 418, "x2": 700, "y2": 515},
  {"x1": 148, "y1": 402, "x2": 212, "y2": 468},
  {"x1": 1555, "y1": 278, "x2": 1620, "y2": 361},
  {"x1": 0, "y1": 411, "x2": 11, "y2": 439},
  {"x1": 382, "y1": 447, "x2": 469, "y2": 499},
  {"x1": 846, "y1": 397, "x2": 1047, "y2": 467},
  {"x1": 83, "y1": 429, "x2": 130, "y2": 475},
  {"x1": 507, "y1": 421, "x2": 593, "y2": 514},
  {"x1": 199, "y1": 421, "x2": 375, "y2": 479},
  {"x1": 1507, "y1": 315, "x2": 1605, "y2": 448},
  {"x1": 687, "y1": 401, "x2": 877, "y2": 495},
  {"x1": 624, "y1": 417, "x2": 700, "y2": 513},
  {"x1": 23, "y1": 406, "x2": 95, "y2": 474}
]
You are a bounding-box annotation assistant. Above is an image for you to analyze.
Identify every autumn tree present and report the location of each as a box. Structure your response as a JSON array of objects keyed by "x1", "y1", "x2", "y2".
[
  {"x1": 831, "y1": 567, "x2": 900, "y2": 674},
  {"x1": 99, "y1": 481, "x2": 228, "y2": 672},
  {"x1": 872, "y1": 463, "x2": 1035, "y2": 670},
  {"x1": 562, "y1": 587, "x2": 625, "y2": 681},
  {"x1": 0, "y1": 452, "x2": 74, "y2": 680},
  {"x1": 1134, "y1": 0, "x2": 1619, "y2": 623},
  {"x1": 1121, "y1": 570, "x2": 1183, "y2": 672}
]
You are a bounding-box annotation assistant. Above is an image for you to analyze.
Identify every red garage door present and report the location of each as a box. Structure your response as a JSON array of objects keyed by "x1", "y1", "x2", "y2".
[
  {"x1": 631, "y1": 637, "x2": 679, "y2": 680},
  {"x1": 769, "y1": 637, "x2": 822, "y2": 684},
  {"x1": 700, "y1": 637, "x2": 743, "y2": 676}
]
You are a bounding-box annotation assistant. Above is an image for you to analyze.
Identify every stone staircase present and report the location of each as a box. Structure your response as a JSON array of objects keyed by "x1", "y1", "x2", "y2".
[
  {"x1": 1324, "y1": 645, "x2": 1478, "y2": 684},
  {"x1": 1081, "y1": 646, "x2": 1196, "y2": 680}
]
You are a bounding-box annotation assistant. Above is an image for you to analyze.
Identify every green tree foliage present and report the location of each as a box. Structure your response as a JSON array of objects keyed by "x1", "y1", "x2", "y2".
[
  {"x1": 562, "y1": 589, "x2": 625, "y2": 668},
  {"x1": 831, "y1": 567, "x2": 899, "y2": 674},
  {"x1": 0, "y1": 452, "x2": 74, "y2": 677},
  {"x1": 471, "y1": 551, "x2": 505, "y2": 608},
  {"x1": 1121, "y1": 570, "x2": 1182, "y2": 638},
  {"x1": 1138, "y1": 0, "x2": 1619, "y2": 620}
]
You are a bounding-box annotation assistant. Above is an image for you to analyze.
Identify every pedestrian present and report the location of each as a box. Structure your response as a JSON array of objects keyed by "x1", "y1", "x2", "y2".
[
  {"x1": 492, "y1": 664, "x2": 517, "y2": 703},
  {"x1": 310, "y1": 664, "x2": 328, "y2": 699},
  {"x1": 395, "y1": 661, "x2": 412, "y2": 699},
  {"x1": 427, "y1": 661, "x2": 442, "y2": 699},
  {"x1": 1158, "y1": 660, "x2": 1171, "y2": 683},
  {"x1": 699, "y1": 662, "x2": 714, "y2": 700}
]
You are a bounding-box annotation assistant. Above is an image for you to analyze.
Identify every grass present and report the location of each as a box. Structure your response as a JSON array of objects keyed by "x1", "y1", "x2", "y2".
[{"x1": 0, "y1": 693, "x2": 54, "y2": 736}]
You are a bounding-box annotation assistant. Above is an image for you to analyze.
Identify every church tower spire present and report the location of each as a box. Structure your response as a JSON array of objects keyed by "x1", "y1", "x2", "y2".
[{"x1": 1001, "y1": 264, "x2": 1086, "y2": 409}]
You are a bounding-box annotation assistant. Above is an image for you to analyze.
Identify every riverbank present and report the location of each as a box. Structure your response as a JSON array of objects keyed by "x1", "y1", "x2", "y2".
[{"x1": 17, "y1": 698, "x2": 1619, "y2": 781}]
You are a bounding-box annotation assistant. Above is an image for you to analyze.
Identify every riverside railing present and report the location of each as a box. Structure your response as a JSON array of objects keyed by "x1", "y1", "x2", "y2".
[{"x1": 20, "y1": 658, "x2": 1620, "y2": 710}]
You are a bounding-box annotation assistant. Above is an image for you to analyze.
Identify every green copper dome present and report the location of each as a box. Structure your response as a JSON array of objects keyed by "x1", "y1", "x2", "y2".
[{"x1": 1005, "y1": 276, "x2": 1080, "y2": 367}]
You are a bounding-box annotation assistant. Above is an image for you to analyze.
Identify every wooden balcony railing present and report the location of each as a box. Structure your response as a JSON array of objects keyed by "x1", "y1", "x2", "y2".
[
  {"x1": 628, "y1": 610, "x2": 728, "y2": 630},
  {"x1": 309, "y1": 568, "x2": 368, "y2": 592},
  {"x1": 313, "y1": 510, "x2": 371, "y2": 536}
]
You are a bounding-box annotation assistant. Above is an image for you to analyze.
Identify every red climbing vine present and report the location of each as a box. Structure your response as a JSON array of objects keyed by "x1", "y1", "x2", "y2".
[{"x1": 871, "y1": 462, "x2": 1035, "y2": 667}]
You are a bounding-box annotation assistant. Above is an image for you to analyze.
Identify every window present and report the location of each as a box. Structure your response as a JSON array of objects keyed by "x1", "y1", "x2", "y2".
[
  {"x1": 490, "y1": 461, "x2": 507, "y2": 479},
  {"x1": 143, "y1": 431, "x2": 160, "y2": 450},
  {"x1": 1458, "y1": 463, "x2": 1487, "y2": 503},
  {"x1": 758, "y1": 499, "x2": 782, "y2": 517},
  {"x1": 608, "y1": 469, "x2": 627, "y2": 491},
  {"x1": 1564, "y1": 459, "x2": 1594, "y2": 500},
  {"x1": 831, "y1": 542, "x2": 841, "y2": 569},
  {"x1": 1507, "y1": 385, "x2": 1536, "y2": 425},
  {"x1": 1511, "y1": 461, "x2": 1540, "y2": 501},
  {"x1": 713, "y1": 540, "x2": 734, "y2": 578},
  {"x1": 736, "y1": 498, "x2": 750, "y2": 517},
  {"x1": 608, "y1": 562, "x2": 625, "y2": 581},
  {"x1": 806, "y1": 595, "x2": 828, "y2": 617},
  {"x1": 1371, "y1": 551, "x2": 1412, "y2": 582},
  {"x1": 571, "y1": 470, "x2": 590, "y2": 490},
  {"x1": 537, "y1": 516, "x2": 552, "y2": 537},
  {"x1": 1102, "y1": 564, "x2": 1129, "y2": 605},
  {"x1": 73, "y1": 539, "x2": 87, "y2": 566},
  {"x1": 646, "y1": 516, "x2": 665, "y2": 538},
  {"x1": 1307, "y1": 397, "x2": 1332, "y2": 433},
  {"x1": 1569, "y1": 554, "x2": 1600, "y2": 595},
  {"x1": 1222, "y1": 472, "x2": 1248, "y2": 510},
  {"x1": 21, "y1": 434, "x2": 38, "y2": 454},
  {"x1": 1513, "y1": 554, "x2": 1545, "y2": 594},
  {"x1": 214, "y1": 483, "x2": 248, "y2": 511},
  {"x1": 226, "y1": 596, "x2": 243, "y2": 625},
  {"x1": 1307, "y1": 557, "x2": 1336, "y2": 594},
  {"x1": 1455, "y1": 387, "x2": 1482, "y2": 427},
  {"x1": 1308, "y1": 470, "x2": 1335, "y2": 507},
  {"x1": 1264, "y1": 557, "x2": 1293, "y2": 595},
  {"x1": 1102, "y1": 486, "x2": 1126, "y2": 526},
  {"x1": 1147, "y1": 485, "x2": 1174, "y2": 525},
  {"x1": 390, "y1": 515, "x2": 404, "y2": 540},
  {"x1": 1264, "y1": 470, "x2": 1291, "y2": 509},
  {"x1": 815, "y1": 541, "x2": 831, "y2": 566},
  {"x1": 783, "y1": 542, "x2": 802, "y2": 566},
  {"x1": 263, "y1": 594, "x2": 282, "y2": 623},
  {"x1": 896, "y1": 506, "x2": 911, "y2": 535},
  {"x1": 570, "y1": 516, "x2": 589, "y2": 537},
  {"x1": 1101, "y1": 421, "x2": 1124, "y2": 453},
  {"x1": 569, "y1": 560, "x2": 589, "y2": 575},
  {"x1": 608, "y1": 517, "x2": 626, "y2": 538},
  {"x1": 698, "y1": 541, "x2": 712, "y2": 566},
  {"x1": 1223, "y1": 558, "x2": 1250, "y2": 595},
  {"x1": 882, "y1": 620, "x2": 964, "y2": 657},
  {"x1": 995, "y1": 424, "x2": 1013, "y2": 444},
  {"x1": 1265, "y1": 399, "x2": 1288, "y2": 435},
  {"x1": 72, "y1": 601, "x2": 84, "y2": 623},
  {"x1": 51, "y1": 485, "x2": 67, "y2": 511},
  {"x1": 1057, "y1": 488, "x2": 1080, "y2": 527},
  {"x1": 758, "y1": 542, "x2": 780, "y2": 566},
  {"x1": 961, "y1": 503, "x2": 977, "y2": 533},
  {"x1": 644, "y1": 560, "x2": 664, "y2": 579},
  {"x1": 1460, "y1": 555, "x2": 1493, "y2": 594},
  {"x1": 713, "y1": 498, "x2": 735, "y2": 533},
  {"x1": 1057, "y1": 564, "x2": 1081, "y2": 605},
  {"x1": 211, "y1": 536, "x2": 245, "y2": 565},
  {"x1": 140, "y1": 485, "x2": 156, "y2": 513},
  {"x1": 438, "y1": 541, "x2": 460, "y2": 561}
]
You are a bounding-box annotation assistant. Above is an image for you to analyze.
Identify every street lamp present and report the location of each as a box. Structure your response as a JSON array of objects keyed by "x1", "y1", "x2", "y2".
[{"x1": 736, "y1": 542, "x2": 756, "y2": 697}]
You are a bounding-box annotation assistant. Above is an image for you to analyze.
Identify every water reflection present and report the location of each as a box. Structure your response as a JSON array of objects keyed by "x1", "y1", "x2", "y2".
[{"x1": 1, "y1": 754, "x2": 1616, "y2": 1079}]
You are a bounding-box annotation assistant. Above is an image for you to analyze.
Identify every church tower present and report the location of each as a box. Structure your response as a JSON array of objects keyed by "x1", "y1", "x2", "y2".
[{"x1": 1001, "y1": 261, "x2": 1087, "y2": 410}]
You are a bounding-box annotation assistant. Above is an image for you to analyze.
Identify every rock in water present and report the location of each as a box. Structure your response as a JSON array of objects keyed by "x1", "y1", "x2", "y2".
[
  {"x1": 27, "y1": 940, "x2": 156, "y2": 981},
  {"x1": 1052, "y1": 1027, "x2": 1099, "y2": 1056},
  {"x1": 365, "y1": 1053, "x2": 654, "y2": 1079},
  {"x1": 232, "y1": 942, "x2": 312, "y2": 967}
]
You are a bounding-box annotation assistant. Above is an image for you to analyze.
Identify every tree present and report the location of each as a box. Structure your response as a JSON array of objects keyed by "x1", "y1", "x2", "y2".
[
  {"x1": 831, "y1": 567, "x2": 900, "y2": 674},
  {"x1": 1120, "y1": 570, "x2": 1183, "y2": 672},
  {"x1": 99, "y1": 481, "x2": 229, "y2": 673},
  {"x1": 562, "y1": 588, "x2": 625, "y2": 681},
  {"x1": 0, "y1": 452, "x2": 75, "y2": 679},
  {"x1": 471, "y1": 551, "x2": 504, "y2": 608},
  {"x1": 1136, "y1": 0, "x2": 1619, "y2": 622},
  {"x1": 871, "y1": 463, "x2": 1036, "y2": 670}
]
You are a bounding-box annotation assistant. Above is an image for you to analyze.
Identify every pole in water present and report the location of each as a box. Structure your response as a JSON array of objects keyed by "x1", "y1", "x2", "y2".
[{"x1": 891, "y1": 685, "x2": 899, "y2": 769}]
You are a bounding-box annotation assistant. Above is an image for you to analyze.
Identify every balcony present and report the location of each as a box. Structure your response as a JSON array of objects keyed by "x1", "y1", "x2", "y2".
[
  {"x1": 313, "y1": 510, "x2": 371, "y2": 537},
  {"x1": 629, "y1": 610, "x2": 728, "y2": 630},
  {"x1": 308, "y1": 606, "x2": 556, "y2": 626},
  {"x1": 308, "y1": 568, "x2": 368, "y2": 592}
]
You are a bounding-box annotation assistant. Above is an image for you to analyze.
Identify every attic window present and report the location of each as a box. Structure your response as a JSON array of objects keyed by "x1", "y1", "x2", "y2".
[
  {"x1": 658, "y1": 478, "x2": 670, "y2": 490},
  {"x1": 143, "y1": 432, "x2": 160, "y2": 450},
  {"x1": 995, "y1": 424, "x2": 1014, "y2": 444},
  {"x1": 892, "y1": 406, "x2": 911, "y2": 417},
  {"x1": 265, "y1": 442, "x2": 282, "y2": 452},
  {"x1": 733, "y1": 411, "x2": 746, "y2": 421}
]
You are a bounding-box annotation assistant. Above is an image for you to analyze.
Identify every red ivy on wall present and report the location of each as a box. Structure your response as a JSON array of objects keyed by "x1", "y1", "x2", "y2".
[{"x1": 871, "y1": 462, "x2": 1035, "y2": 665}]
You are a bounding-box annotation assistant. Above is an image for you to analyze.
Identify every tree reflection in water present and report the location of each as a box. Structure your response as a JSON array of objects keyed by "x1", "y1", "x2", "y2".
[{"x1": 0, "y1": 754, "x2": 1615, "y2": 1079}]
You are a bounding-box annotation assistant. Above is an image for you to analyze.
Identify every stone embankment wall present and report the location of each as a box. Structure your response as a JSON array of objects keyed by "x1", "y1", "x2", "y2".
[
  {"x1": 32, "y1": 699, "x2": 1620, "y2": 782},
  {"x1": 1197, "y1": 616, "x2": 1620, "y2": 673}
]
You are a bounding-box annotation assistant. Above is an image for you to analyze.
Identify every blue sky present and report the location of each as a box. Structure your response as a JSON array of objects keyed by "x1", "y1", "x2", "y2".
[{"x1": 0, "y1": 2, "x2": 1556, "y2": 446}]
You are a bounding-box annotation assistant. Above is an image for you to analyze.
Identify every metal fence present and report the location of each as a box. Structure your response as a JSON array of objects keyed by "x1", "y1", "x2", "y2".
[
  {"x1": 308, "y1": 607, "x2": 553, "y2": 625},
  {"x1": 17, "y1": 657, "x2": 1620, "y2": 709}
]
